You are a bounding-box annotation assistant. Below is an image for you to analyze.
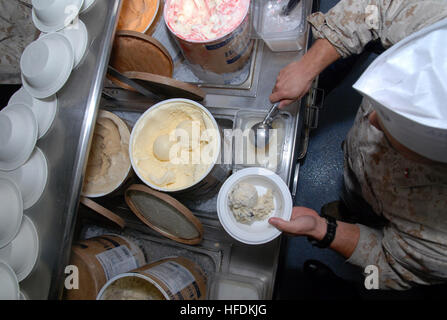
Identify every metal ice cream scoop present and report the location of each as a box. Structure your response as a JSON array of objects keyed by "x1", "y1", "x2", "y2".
[
  {"x1": 249, "y1": 102, "x2": 280, "y2": 149},
  {"x1": 281, "y1": 0, "x2": 301, "y2": 16}
]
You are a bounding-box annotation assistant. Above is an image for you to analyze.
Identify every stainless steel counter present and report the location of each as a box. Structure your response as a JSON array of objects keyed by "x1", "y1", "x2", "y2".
[
  {"x1": 95, "y1": 0, "x2": 315, "y2": 299},
  {"x1": 22, "y1": 0, "x2": 316, "y2": 300},
  {"x1": 19, "y1": 0, "x2": 122, "y2": 300}
]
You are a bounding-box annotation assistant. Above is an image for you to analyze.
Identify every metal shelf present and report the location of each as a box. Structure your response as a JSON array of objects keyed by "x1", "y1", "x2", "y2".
[{"x1": 19, "y1": 0, "x2": 122, "y2": 300}]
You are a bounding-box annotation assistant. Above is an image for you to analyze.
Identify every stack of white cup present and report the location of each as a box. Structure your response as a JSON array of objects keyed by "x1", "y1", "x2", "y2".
[
  {"x1": 0, "y1": 0, "x2": 98, "y2": 299},
  {"x1": 0, "y1": 178, "x2": 38, "y2": 300}
]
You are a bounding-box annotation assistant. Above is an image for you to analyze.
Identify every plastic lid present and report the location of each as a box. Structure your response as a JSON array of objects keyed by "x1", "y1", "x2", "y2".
[{"x1": 125, "y1": 184, "x2": 203, "y2": 244}]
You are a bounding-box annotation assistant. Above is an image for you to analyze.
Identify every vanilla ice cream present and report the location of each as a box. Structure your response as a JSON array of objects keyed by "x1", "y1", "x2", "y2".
[
  {"x1": 228, "y1": 182, "x2": 274, "y2": 224},
  {"x1": 165, "y1": 0, "x2": 250, "y2": 41},
  {"x1": 83, "y1": 111, "x2": 131, "y2": 196},
  {"x1": 131, "y1": 100, "x2": 220, "y2": 191}
]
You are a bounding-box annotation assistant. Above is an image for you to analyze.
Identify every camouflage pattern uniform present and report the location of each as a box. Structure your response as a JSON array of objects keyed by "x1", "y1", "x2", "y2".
[
  {"x1": 308, "y1": 0, "x2": 447, "y2": 290},
  {"x1": 0, "y1": 0, "x2": 39, "y2": 84}
]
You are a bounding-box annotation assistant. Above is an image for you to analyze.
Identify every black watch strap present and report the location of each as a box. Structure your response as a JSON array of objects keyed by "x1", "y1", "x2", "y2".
[{"x1": 308, "y1": 215, "x2": 338, "y2": 248}]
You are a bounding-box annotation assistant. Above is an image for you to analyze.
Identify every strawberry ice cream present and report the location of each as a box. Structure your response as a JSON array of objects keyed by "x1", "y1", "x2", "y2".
[{"x1": 165, "y1": 0, "x2": 250, "y2": 42}]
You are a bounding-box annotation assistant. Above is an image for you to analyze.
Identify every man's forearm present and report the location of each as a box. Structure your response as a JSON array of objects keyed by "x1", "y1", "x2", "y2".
[
  {"x1": 301, "y1": 38, "x2": 341, "y2": 81},
  {"x1": 310, "y1": 216, "x2": 360, "y2": 258}
]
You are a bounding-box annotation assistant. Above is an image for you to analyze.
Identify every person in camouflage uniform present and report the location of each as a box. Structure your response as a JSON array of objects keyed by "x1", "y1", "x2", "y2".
[{"x1": 269, "y1": 0, "x2": 447, "y2": 290}]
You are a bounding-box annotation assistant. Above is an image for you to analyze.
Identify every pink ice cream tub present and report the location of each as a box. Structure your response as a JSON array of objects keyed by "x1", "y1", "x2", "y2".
[{"x1": 164, "y1": 0, "x2": 254, "y2": 80}]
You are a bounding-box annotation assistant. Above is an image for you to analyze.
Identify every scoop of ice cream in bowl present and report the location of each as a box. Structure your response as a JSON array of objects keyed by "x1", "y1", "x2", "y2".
[
  {"x1": 129, "y1": 98, "x2": 221, "y2": 193},
  {"x1": 217, "y1": 167, "x2": 293, "y2": 245}
]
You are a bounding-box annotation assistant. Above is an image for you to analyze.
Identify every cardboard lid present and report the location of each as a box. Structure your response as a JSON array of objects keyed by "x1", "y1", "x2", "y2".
[
  {"x1": 110, "y1": 30, "x2": 173, "y2": 78},
  {"x1": 124, "y1": 71, "x2": 206, "y2": 101},
  {"x1": 80, "y1": 197, "x2": 126, "y2": 229},
  {"x1": 124, "y1": 184, "x2": 203, "y2": 244}
]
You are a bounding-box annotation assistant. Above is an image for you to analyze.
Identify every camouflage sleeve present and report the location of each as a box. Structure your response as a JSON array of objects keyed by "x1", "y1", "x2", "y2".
[
  {"x1": 307, "y1": 0, "x2": 447, "y2": 58},
  {"x1": 347, "y1": 224, "x2": 436, "y2": 290}
]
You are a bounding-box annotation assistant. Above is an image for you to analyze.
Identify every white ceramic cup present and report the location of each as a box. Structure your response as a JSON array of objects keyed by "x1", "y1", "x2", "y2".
[
  {"x1": 0, "y1": 261, "x2": 19, "y2": 300},
  {"x1": 21, "y1": 36, "x2": 65, "y2": 90},
  {"x1": 0, "y1": 113, "x2": 13, "y2": 158},
  {"x1": 0, "y1": 216, "x2": 39, "y2": 282},
  {"x1": 32, "y1": 0, "x2": 83, "y2": 29},
  {"x1": 0, "y1": 147, "x2": 48, "y2": 210},
  {"x1": 0, "y1": 178, "x2": 23, "y2": 249},
  {"x1": 21, "y1": 33, "x2": 74, "y2": 99},
  {"x1": 0, "y1": 104, "x2": 38, "y2": 166},
  {"x1": 32, "y1": 0, "x2": 84, "y2": 32}
]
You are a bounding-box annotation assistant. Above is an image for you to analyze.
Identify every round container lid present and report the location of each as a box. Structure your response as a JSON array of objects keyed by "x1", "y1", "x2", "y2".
[
  {"x1": 110, "y1": 30, "x2": 173, "y2": 78},
  {"x1": 124, "y1": 71, "x2": 206, "y2": 101},
  {"x1": 217, "y1": 167, "x2": 293, "y2": 245},
  {"x1": 125, "y1": 184, "x2": 203, "y2": 245}
]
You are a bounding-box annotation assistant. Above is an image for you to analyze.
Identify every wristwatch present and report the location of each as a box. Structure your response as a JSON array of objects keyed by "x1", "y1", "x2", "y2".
[{"x1": 308, "y1": 215, "x2": 338, "y2": 248}]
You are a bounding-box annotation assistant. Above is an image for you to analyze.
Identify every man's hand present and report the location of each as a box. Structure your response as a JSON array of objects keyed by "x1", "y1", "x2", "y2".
[
  {"x1": 269, "y1": 206, "x2": 327, "y2": 240},
  {"x1": 270, "y1": 39, "x2": 341, "y2": 109},
  {"x1": 270, "y1": 206, "x2": 361, "y2": 258},
  {"x1": 270, "y1": 60, "x2": 315, "y2": 109}
]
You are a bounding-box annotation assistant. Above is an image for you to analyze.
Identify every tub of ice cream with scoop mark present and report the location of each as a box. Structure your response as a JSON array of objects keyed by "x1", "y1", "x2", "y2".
[
  {"x1": 82, "y1": 111, "x2": 133, "y2": 198},
  {"x1": 129, "y1": 98, "x2": 225, "y2": 196}
]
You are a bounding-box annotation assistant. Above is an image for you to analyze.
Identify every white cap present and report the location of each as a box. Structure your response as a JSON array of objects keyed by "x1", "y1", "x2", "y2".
[{"x1": 353, "y1": 18, "x2": 447, "y2": 163}]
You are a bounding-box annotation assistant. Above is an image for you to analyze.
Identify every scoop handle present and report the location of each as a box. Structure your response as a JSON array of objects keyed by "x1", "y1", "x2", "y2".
[{"x1": 263, "y1": 102, "x2": 280, "y2": 125}]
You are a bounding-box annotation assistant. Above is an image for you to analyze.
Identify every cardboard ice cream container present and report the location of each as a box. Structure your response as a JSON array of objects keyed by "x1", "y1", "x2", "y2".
[
  {"x1": 163, "y1": 0, "x2": 254, "y2": 80},
  {"x1": 64, "y1": 234, "x2": 146, "y2": 300},
  {"x1": 97, "y1": 256, "x2": 207, "y2": 300}
]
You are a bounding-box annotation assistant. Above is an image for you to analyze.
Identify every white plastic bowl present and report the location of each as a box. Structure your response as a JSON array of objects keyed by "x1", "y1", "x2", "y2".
[
  {"x1": 217, "y1": 167, "x2": 293, "y2": 245},
  {"x1": 8, "y1": 87, "x2": 58, "y2": 139},
  {"x1": 56, "y1": 19, "x2": 88, "y2": 68},
  {"x1": 21, "y1": 32, "x2": 74, "y2": 99},
  {"x1": 32, "y1": 0, "x2": 84, "y2": 32},
  {"x1": 0, "y1": 261, "x2": 19, "y2": 300},
  {"x1": 0, "y1": 216, "x2": 39, "y2": 282},
  {"x1": 0, "y1": 104, "x2": 38, "y2": 171},
  {"x1": 0, "y1": 178, "x2": 23, "y2": 249},
  {"x1": 0, "y1": 148, "x2": 48, "y2": 210}
]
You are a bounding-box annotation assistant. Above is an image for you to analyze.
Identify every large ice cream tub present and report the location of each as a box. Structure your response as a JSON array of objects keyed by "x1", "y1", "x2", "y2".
[
  {"x1": 129, "y1": 98, "x2": 227, "y2": 198},
  {"x1": 164, "y1": 0, "x2": 254, "y2": 82},
  {"x1": 97, "y1": 257, "x2": 207, "y2": 300}
]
